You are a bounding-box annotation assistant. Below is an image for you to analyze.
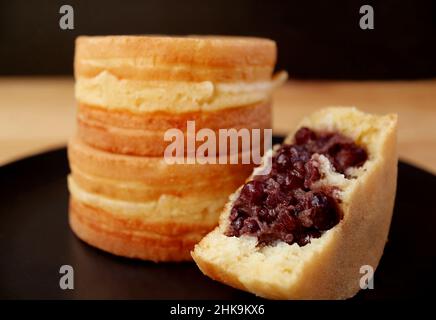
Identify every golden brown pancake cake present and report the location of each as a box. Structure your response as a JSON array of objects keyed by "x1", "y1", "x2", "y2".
[
  {"x1": 68, "y1": 35, "x2": 285, "y2": 261},
  {"x1": 75, "y1": 35, "x2": 286, "y2": 156}
]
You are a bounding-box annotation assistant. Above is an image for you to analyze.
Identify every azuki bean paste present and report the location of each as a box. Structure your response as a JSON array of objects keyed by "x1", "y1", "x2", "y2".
[{"x1": 226, "y1": 127, "x2": 368, "y2": 246}]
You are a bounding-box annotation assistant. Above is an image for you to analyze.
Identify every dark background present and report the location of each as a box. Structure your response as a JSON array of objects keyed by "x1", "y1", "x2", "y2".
[{"x1": 1, "y1": 0, "x2": 435, "y2": 79}]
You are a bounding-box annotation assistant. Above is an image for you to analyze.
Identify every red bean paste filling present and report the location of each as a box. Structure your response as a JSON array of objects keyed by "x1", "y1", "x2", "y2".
[{"x1": 226, "y1": 127, "x2": 368, "y2": 247}]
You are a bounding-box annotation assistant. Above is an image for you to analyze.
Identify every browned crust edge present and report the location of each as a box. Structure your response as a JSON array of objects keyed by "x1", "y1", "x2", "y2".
[{"x1": 69, "y1": 198, "x2": 212, "y2": 261}]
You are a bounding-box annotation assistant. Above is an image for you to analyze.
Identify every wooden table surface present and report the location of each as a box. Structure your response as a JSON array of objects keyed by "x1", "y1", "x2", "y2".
[{"x1": 1, "y1": 77, "x2": 435, "y2": 174}]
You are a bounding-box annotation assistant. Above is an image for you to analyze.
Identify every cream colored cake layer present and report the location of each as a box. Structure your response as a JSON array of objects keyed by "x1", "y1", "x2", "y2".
[
  {"x1": 75, "y1": 71, "x2": 287, "y2": 113},
  {"x1": 70, "y1": 164, "x2": 241, "y2": 201},
  {"x1": 76, "y1": 57, "x2": 274, "y2": 81},
  {"x1": 68, "y1": 175, "x2": 225, "y2": 225}
]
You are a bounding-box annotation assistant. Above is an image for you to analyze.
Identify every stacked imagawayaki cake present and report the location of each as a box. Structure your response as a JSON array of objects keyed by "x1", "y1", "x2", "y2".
[{"x1": 67, "y1": 36, "x2": 286, "y2": 261}]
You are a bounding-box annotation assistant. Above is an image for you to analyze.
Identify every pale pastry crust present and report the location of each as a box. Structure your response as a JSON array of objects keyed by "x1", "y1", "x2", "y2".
[
  {"x1": 68, "y1": 175, "x2": 231, "y2": 226},
  {"x1": 70, "y1": 164, "x2": 243, "y2": 201},
  {"x1": 75, "y1": 72, "x2": 286, "y2": 113},
  {"x1": 192, "y1": 107, "x2": 398, "y2": 299}
]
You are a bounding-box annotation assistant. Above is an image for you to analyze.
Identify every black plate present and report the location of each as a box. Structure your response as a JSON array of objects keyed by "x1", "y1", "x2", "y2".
[{"x1": 1, "y1": 137, "x2": 435, "y2": 299}]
